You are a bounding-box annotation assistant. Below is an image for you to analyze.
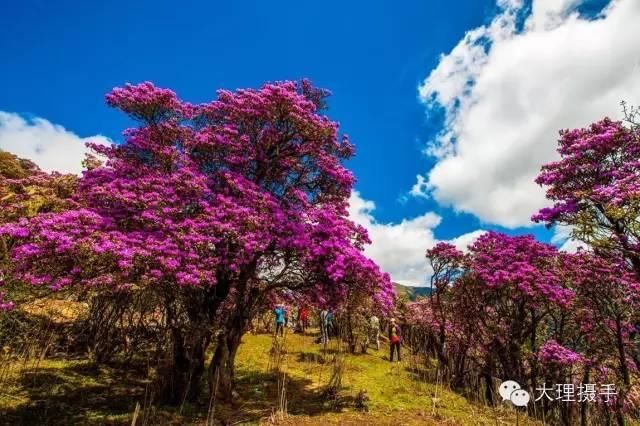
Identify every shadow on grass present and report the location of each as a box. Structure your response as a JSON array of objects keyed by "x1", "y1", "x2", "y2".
[
  {"x1": 405, "y1": 364, "x2": 437, "y2": 381},
  {"x1": 296, "y1": 351, "x2": 326, "y2": 363},
  {"x1": 0, "y1": 361, "x2": 162, "y2": 426},
  {"x1": 219, "y1": 370, "x2": 360, "y2": 424},
  {"x1": 319, "y1": 347, "x2": 340, "y2": 355},
  {"x1": 1, "y1": 360, "x2": 361, "y2": 426}
]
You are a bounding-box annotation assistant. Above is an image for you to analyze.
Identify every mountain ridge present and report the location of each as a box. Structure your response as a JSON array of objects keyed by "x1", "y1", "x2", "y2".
[{"x1": 393, "y1": 282, "x2": 432, "y2": 301}]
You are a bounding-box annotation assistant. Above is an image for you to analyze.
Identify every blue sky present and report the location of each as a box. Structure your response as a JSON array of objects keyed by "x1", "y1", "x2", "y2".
[
  {"x1": 1, "y1": 0, "x2": 638, "y2": 285},
  {"x1": 0, "y1": 0, "x2": 502, "y2": 230}
]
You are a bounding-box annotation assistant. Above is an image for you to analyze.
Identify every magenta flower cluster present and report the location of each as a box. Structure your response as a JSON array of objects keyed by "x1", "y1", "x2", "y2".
[
  {"x1": 538, "y1": 340, "x2": 583, "y2": 367},
  {"x1": 0, "y1": 80, "x2": 394, "y2": 312}
]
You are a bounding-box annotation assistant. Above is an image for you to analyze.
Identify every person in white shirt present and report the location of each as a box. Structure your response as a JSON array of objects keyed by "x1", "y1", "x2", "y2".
[
  {"x1": 368, "y1": 315, "x2": 380, "y2": 350},
  {"x1": 319, "y1": 309, "x2": 330, "y2": 345}
]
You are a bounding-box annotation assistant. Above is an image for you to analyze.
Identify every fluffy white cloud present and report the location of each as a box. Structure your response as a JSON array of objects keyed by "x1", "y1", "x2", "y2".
[
  {"x1": 349, "y1": 191, "x2": 485, "y2": 286},
  {"x1": 0, "y1": 112, "x2": 111, "y2": 175},
  {"x1": 415, "y1": 0, "x2": 640, "y2": 228},
  {"x1": 448, "y1": 229, "x2": 488, "y2": 252},
  {"x1": 551, "y1": 225, "x2": 588, "y2": 253}
]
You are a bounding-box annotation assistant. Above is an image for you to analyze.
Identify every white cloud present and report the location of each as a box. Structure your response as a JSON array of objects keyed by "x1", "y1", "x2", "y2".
[
  {"x1": 528, "y1": 0, "x2": 583, "y2": 30},
  {"x1": 551, "y1": 225, "x2": 588, "y2": 253},
  {"x1": 0, "y1": 112, "x2": 111, "y2": 175},
  {"x1": 409, "y1": 174, "x2": 429, "y2": 198},
  {"x1": 415, "y1": 0, "x2": 640, "y2": 228},
  {"x1": 448, "y1": 229, "x2": 488, "y2": 252},
  {"x1": 349, "y1": 191, "x2": 485, "y2": 286}
]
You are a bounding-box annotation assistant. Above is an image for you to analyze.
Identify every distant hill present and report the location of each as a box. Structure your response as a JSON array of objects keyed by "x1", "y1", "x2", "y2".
[{"x1": 393, "y1": 282, "x2": 432, "y2": 301}]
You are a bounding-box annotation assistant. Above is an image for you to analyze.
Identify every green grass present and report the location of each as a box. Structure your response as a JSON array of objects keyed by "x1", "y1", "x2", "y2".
[
  {"x1": 0, "y1": 330, "x2": 533, "y2": 425},
  {"x1": 0, "y1": 357, "x2": 197, "y2": 425},
  {"x1": 229, "y1": 330, "x2": 531, "y2": 425}
]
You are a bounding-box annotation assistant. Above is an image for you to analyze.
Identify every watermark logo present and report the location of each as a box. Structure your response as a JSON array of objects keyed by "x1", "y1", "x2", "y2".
[
  {"x1": 499, "y1": 380, "x2": 530, "y2": 407},
  {"x1": 499, "y1": 380, "x2": 617, "y2": 405},
  {"x1": 535, "y1": 383, "x2": 616, "y2": 402},
  {"x1": 499, "y1": 380, "x2": 521, "y2": 401},
  {"x1": 511, "y1": 389, "x2": 531, "y2": 407}
]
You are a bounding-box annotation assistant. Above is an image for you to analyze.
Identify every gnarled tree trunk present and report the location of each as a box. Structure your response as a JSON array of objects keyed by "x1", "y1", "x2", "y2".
[
  {"x1": 208, "y1": 313, "x2": 245, "y2": 401},
  {"x1": 161, "y1": 285, "x2": 223, "y2": 405},
  {"x1": 164, "y1": 325, "x2": 211, "y2": 405}
]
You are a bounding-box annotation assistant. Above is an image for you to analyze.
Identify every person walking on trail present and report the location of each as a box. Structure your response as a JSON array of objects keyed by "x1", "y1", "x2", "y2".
[
  {"x1": 274, "y1": 304, "x2": 286, "y2": 337},
  {"x1": 298, "y1": 306, "x2": 309, "y2": 334},
  {"x1": 368, "y1": 314, "x2": 380, "y2": 350},
  {"x1": 284, "y1": 305, "x2": 290, "y2": 328},
  {"x1": 388, "y1": 318, "x2": 402, "y2": 362},
  {"x1": 326, "y1": 310, "x2": 335, "y2": 337},
  {"x1": 319, "y1": 309, "x2": 330, "y2": 344}
]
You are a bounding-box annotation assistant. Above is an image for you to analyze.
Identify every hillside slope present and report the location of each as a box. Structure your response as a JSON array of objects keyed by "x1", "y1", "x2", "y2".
[
  {"x1": 393, "y1": 282, "x2": 432, "y2": 301},
  {"x1": 0, "y1": 328, "x2": 533, "y2": 425},
  {"x1": 228, "y1": 331, "x2": 532, "y2": 425}
]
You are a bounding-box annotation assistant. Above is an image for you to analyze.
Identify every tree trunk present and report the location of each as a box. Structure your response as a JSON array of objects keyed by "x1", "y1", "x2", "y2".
[
  {"x1": 208, "y1": 316, "x2": 244, "y2": 402},
  {"x1": 615, "y1": 405, "x2": 625, "y2": 426},
  {"x1": 615, "y1": 317, "x2": 630, "y2": 386},
  {"x1": 452, "y1": 351, "x2": 467, "y2": 389},
  {"x1": 164, "y1": 326, "x2": 210, "y2": 405},
  {"x1": 482, "y1": 355, "x2": 497, "y2": 406},
  {"x1": 579, "y1": 368, "x2": 589, "y2": 426},
  {"x1": 611, "y1": 317, "x2": 629, "y2": 425},
  {"x1": 436, "y1": 324, "x2": 449, "y2": 368}
]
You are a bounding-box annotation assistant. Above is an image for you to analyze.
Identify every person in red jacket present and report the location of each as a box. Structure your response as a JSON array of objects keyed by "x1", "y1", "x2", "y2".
[
  {"x1": 298, "y1": 306, "x2": 309, "y2": 333},
  {"x1": 388, "y1": 318, "x2": 402, "y2": 362}
]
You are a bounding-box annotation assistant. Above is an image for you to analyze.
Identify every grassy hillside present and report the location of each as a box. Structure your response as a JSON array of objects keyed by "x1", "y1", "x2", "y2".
[
  {"x1": 230, "y1": 331, "x2": 530, "y2": 425},
  {"x1": 0, "y1": 329, "x2": 533, "y2": 425},
  {"x1": 393, "y1": 282, "x2": 432, "y2": 301}
]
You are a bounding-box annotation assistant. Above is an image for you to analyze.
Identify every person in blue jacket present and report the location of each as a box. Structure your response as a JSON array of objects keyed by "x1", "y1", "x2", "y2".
[
  {"x1": 326, "y1": 310, "x2": 335, "y2": 337},
  {"x1": 274, "y1": 304, "x2": 286, "y2": 337}
]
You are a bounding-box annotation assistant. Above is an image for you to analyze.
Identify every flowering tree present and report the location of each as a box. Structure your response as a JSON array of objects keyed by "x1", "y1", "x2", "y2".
[
  {"x1": 0, "y1": 151, "x2": 76, "y2": 310},
  {"x1": 408, "y1": 229, "x2": 640, "y2": 422},
  {"x1": 464, "y1": 233, "x2": 571, "y2": 400},
  {"x1": 401, "y1": 116, "x2": 640, "y2": 423},
  {"x1": 424, "y1": 242, "x2": 464, "y2": 367},
  {"x1": 533, "y1": 118, "x2": 640, "y2": 278},
  {"x1": 558, "y1": 252, "x2": 640, "y2": 387},
  {"x1": 409, "y1": 234, "x2": 568, "y2": 399},
  {"x1": 531, "y1": 117, "x2": 640, "y2": 424},
  {"x1": 1, "y1": 81, "x2": 393, "y2": 402}
]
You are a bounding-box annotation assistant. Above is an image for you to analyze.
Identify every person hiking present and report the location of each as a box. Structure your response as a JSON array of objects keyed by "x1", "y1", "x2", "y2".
[
  {"x1": 326, "y1": 310, "x2": 335, "y2": 337},
  {"x1": 298, "y1": 306, "x2": 309, "y2": 334},
  {"x1": 319, "y1": 309, "x2": 330, "y2": 344},
  {"x1": 274, "y1": 304, "x2": 286, "y2": 337},
  {"x1": 388, "y1": 318, "x2": 402, "y2": 362},
  {"x1": 368, "y1": 314, "x2": 380, "y2": 350}
]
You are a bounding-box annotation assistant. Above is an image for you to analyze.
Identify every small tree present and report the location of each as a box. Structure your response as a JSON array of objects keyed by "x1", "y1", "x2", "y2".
[{"x1": 425, "y1": 242, "x2": 464, "y2": 368}]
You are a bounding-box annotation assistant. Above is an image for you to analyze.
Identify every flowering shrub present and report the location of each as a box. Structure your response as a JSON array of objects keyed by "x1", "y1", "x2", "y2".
[{"x1": 0, "y1": 150, "x2": 76, "y2": 311}]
